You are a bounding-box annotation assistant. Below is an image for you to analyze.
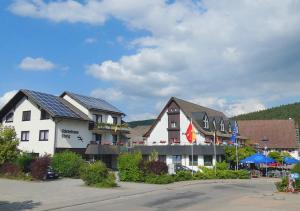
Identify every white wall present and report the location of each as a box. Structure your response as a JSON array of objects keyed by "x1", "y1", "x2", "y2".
[
  {"x1": 180, "y1": 111, "x2": 205, "y2": 145},
  {"x1": 2, "y1": 97, "x2": 56, "y2": 155},
  {"x1": 147, "y1": 110, "x2": 168, "y2": 145},
  {"x1": 55, "y1": 119, "x2": 92, "y2": 149}
]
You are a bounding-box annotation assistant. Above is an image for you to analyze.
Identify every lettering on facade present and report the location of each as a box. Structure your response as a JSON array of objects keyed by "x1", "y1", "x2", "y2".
[{"x1": 62, "y1": 129, "x2": 80, "y2": 139}]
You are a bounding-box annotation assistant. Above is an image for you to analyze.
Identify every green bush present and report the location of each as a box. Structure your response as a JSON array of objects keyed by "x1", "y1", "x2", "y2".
[
  {"x1": 80, "y1": 161, "x2": 116, "y2": 188},
  {"x1": 193, "y1": 167, "x2": 249, "y2": 180},
  {"x1": 216, "y1": 161, "x2": 228, "y2": 170},
  {"x1": 216, "y1": 170, "x2": 235, "y2": 179},
  {"x1": 0, "y1": 126, "x2": 20, "y2": 165},
  {"x1": 118, "y1": 152, "x2": 143, "y2": 182},
  {"x1": 275, "y1": 177, "x2": 288, "y2": 192},
  {"x1": 292, "y1": 162, "x2": 300, "y2": 175},
  {"x1": 175, "y1": 171, "x2": 193, "y2": 181},
  {"x1": 144, "y1": 174, "x2": 175, "y2": 184},
  {"x1": 234, "y1": 170, "x2": 250, "y2": 179},
  {"x1": 51, "y1": 151, "x2": 84, "y2": 177},
  {"x1": 15, "y1": 153, "x2": 35, "y2": 173}
]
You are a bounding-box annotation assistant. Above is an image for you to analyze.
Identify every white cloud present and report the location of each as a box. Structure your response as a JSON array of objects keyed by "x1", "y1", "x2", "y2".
[
  {"x1": 19, "y1": 57, "x2": 55, "y2": 71},
  {"x1": 9, "y1": 0, "x2": 300, "y2": 119},
  {"x1": 84, "y1": 37, "x2": 97, "y2": 44},
  {"x1": 0, "y1": 90, "x2": 18, "y2": 109},
  {"x1": 226, "y1": 99, "x2": 266, "y2": 117},
  {"x1": 190, "y1": 96, "x2": 266, "y2": 117},
  {"x1": 91, "y1": 88, "x2": 124, "y2": 102}
]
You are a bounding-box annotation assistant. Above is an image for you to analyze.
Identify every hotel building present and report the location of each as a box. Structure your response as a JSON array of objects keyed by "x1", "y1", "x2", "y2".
[
  {"x1": 0, "y1": 89, "x2": 129, "y2": 159},
  {"x1": 87, "y1": 97, "x2": 247, "y2": 170}
]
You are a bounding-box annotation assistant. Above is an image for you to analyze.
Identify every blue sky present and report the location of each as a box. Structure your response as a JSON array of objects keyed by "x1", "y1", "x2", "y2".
[{"x1": 1, "y1": 0, "x2": 300, "y2": 120}]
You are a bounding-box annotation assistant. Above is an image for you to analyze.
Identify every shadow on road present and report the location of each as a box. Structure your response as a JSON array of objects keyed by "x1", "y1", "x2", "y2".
[{"x1": 0, "y1": 200, "x2": 41, "y2": 210}]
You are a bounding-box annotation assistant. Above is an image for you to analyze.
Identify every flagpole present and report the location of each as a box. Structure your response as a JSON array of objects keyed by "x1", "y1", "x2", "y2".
[
  {"x1": 236, "y1": 140, "x2": 239, "y2": 171},
  {"x1": 213, "y1": 130, "x2": 217, "y2": 176},
  {"x1": 191, "y1": 118, "x2": 194, "y2": 176}
]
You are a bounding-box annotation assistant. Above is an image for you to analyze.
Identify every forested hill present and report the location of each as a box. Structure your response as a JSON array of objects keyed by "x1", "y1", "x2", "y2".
[
  {"x1": 128, "y1": 119, "x2": 155, "y2": 128},
  {"x1": 234, "y1": 102, "x2": 300, "y2": 124}
]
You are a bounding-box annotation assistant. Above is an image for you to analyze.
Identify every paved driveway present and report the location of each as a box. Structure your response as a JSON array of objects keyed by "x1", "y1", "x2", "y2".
[{"x1": 0, "y1": 178, "x2": 299, "y2": 211}]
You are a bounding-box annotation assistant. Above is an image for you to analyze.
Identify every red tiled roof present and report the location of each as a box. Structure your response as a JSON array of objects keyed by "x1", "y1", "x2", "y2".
[{"x1": 238, "y1": 120, "x2": 298, "y2": 149}]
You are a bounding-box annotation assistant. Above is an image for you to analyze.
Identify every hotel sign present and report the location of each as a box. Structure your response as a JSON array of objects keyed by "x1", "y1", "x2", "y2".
[{"x1": 62, "y1": 129, "x2": 79, "y2": 139}]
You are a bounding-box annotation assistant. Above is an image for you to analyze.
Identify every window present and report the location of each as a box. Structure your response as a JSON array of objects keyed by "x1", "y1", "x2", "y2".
[
  {"x1": 22, "y1": 111, "x2": 31, "y2": 121},
  {"x1": 171, "y1": 121, "x2": 177, "y2": 128},
  {"x1": 5, "y1": 112, "x2": 14, "y2": 123},
  {"x1": 189, "y1": 155, "x2": 198, "y2": 166},
  {"x1": 21, "y1": 131, "x2": 29, "y2": 141},
  {"x1": 112, "y1": 117, "x2": 118, "y2": 125},
  {"x1": 172, "y1": 155, "x2": 182, "y2": 164},
  {"x1": 220, "y1": 120, "x2": 225, "y2": 132},
  {"x1": 204, "y1": 155, "x2": 213, "y2": 166},
  {"x1": 228, "y1": 124, "x2": 232, "y2": 133},
  {"x1": 95, "y1": 134, "x2": 102, "y2": 143},
  {"x1": 112, "y1": 135, "x2": 118, "y2": 145},
  {"x1": 40, "y1": 109, "x2": 50, "y2": 120},
  {"x1": 39, "y1": 130, "x2": 49, "y2": 141},
  {"x1": 94, "y1": 114, "x2": 102, "y2": 123},
  {"x1": 203, "y1": 115, "x2": 209, "y2": 129}
]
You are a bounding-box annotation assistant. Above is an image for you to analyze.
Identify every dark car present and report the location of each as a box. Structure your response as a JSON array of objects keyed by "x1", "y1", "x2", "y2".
[
  {"x1": 174, "y1": 164, "x2": 197, "y2": 173},
  {"x1": 43, "y1": 167, "x2": 59, "y2": 180}
]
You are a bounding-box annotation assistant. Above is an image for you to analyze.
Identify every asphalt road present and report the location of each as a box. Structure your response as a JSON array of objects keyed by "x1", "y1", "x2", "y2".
[{"x1": 0, "y1": 178, "x2": 299, "y2": 211}]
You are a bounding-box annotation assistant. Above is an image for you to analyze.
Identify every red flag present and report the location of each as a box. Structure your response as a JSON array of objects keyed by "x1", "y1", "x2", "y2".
[{"x1": 185, "y1": 122, "x2": 196, "y2": 143}]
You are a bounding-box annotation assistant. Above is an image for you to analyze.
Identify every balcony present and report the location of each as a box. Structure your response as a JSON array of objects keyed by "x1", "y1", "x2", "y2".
[
  {"x1": 89, "y1": 140, "x2": 127, "y2": 146},
  {"x1": 89, "y1": 122, "x2": 130, "y2": 134}
]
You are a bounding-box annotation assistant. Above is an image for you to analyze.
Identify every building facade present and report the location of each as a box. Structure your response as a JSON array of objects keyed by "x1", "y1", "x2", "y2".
[
  {"x1": 141, "y1": 97, "x2": 247, "y2": 170},
  {"x1": 238, "y1": 120, "x2": 300, "y2": 159},
  {"x1": 0, "y1": 89, "x2": 128, "y2": 157},
  {"x1": 86, "y1": 97, "x2": 247, "y2": 170}
]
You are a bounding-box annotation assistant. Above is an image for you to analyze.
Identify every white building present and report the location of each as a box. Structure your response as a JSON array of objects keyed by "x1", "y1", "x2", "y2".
[
  {"x1": 0, "y1": 89, "x2": 128, "y2": 160},
  {"x1": 87, "y1": 97, "x2": 247, "y2": 170},
  {"x1": 140, "y1": 97, "x2": 247, "y2": 170}
]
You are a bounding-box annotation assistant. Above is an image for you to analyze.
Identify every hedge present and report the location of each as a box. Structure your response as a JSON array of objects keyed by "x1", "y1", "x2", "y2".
[
  {"x1": 118, "y1": 152, "x2": 143, "y2": 182},
  {"x1": 80, "y1": 161, "x2": 116, "y2": 188},
  {"x1": 51, "y1": 151, "x2": 84, "y2": 177}
]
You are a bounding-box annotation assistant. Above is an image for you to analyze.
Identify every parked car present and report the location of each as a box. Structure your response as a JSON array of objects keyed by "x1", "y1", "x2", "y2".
[
  {"x1": 43, "y1": 167, "x2": 59, "y2": 180},
  {"x1": 174, "y1": 164, "x2": 197, "y2": 173}
]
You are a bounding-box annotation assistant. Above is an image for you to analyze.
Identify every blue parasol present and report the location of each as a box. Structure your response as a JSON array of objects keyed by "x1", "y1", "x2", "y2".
[
  {"x1": 284, "y1": 157, "x2": 300, "y2": 165},
  {"x1": 240, "y1": 153, "x2": 276, "y2": 164}
]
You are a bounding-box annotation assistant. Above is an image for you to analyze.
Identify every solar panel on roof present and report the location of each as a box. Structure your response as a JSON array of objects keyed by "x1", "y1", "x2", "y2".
[
  {"x1": 68, "y1": 92, "x2": 123, "y2": 114},
  {"x1": 22, "y1": 90, "x2": 80, "y2": 118}
]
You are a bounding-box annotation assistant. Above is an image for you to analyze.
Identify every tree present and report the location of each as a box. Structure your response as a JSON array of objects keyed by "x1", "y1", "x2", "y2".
[
  {"x1": 0, "y1": 125, "x2": 20, "y2": 165},
  {"x1": 268, "y1": 151, "x2": 291, "y2": 164},
  {"x1": 268, "y1": 151, "x2": 282, "y2": 163},
  {"x1": 225, "y1": 145, "x2": 256, "y2": 164}
]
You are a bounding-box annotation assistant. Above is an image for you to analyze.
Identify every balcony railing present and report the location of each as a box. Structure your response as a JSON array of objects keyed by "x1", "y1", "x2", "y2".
[
  {"x1": 90, "y1": 140, "x2": 127, "y2": 146},
  {"x1": 89, "y1": 122, "x2": 130, "y2": 133}
]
